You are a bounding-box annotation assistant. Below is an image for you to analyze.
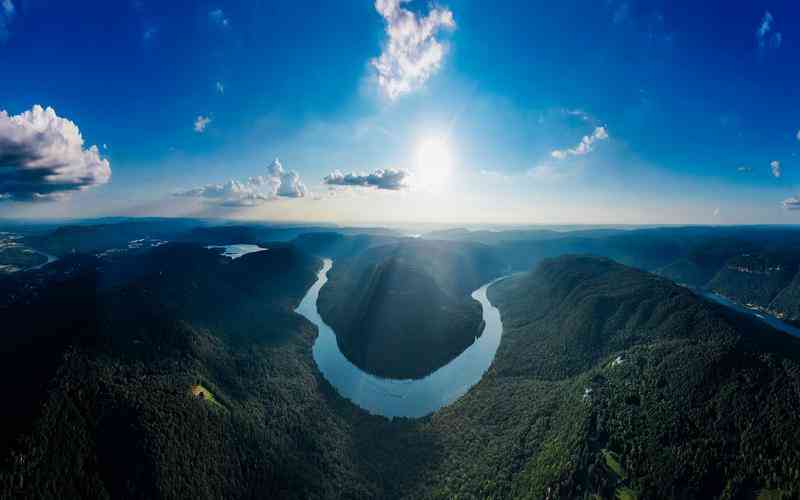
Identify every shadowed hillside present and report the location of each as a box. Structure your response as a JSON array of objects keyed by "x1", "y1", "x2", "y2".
[
  {"x1": 0, "y1": 243, "x2": 431, "y2": 499},
  {"x1": 317, "y1": 239, "x2": 503, "y2": 379}
]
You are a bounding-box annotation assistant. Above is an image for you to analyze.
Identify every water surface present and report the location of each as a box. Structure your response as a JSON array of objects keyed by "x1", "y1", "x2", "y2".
[
  {"x1": 700, "y1": 291, "x2": 800, "y2": 338},
  {"x1": 296, "y1": 259, "x2": 506, "y2": 418},
  {"x1": 206, "y1": 244, "x2": 267, "y2": 259}
]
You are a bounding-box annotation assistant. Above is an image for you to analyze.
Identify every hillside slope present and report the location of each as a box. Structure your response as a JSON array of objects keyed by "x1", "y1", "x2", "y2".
[
  {"x1": 410, "y1": 255, "x2": 800, "y2": 499},
  {"x1": 0, "y1": 244, "x2": 420, "y2": 499},
  {"x1": 318, "y1": 239, "x2": 503, "y2": 379}
]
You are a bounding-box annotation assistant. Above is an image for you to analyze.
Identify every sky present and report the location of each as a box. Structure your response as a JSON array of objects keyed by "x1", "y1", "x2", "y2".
[{"x1": 2, "y1": 0, "x2": 800, "y2": 225}]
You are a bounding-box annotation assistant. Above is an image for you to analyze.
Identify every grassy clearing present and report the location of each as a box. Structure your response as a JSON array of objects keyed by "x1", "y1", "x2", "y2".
[
  {"x1": 190, "y1": 383, "x2": 225, "y2": 410},
  {"x1": 600, "y1": 449, "x2": 639, "y2": 500},
  {"x1": 602, "y1": 449, "x2": 626, "y2": 480},
  {"x1": 616, "y1": 486, "x2": 638, "y2": 500}
]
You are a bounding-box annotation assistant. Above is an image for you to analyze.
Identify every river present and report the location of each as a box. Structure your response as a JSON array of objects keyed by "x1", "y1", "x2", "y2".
[
  {"x1": 295, "y1": 258, "x2": 506, "y2": 418},
  {"x1": 700, "y1": 291, "x2": 800, "y2": 338},
  {"x1": 27, "y1": 250, "x2": 59, "y2": 270}
]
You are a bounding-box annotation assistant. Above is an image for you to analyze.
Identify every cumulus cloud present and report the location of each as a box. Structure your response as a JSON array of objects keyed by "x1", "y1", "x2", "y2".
[
  {"x1": 194, "y1": 115, "x2": 211, "y2": 133},
  {"x1": 371, "y1": 0, "x2": 456, "y2": 99},
  {"x1": 771, "y1": 160, "x2": 781, "y2": 178},
  {"x1": 551, "y1": 126, "x2": 609, "y2": 160},
  {"x1": 174, "y1": 158, "x2": 307, "y2": 207},
  {"x1": 0, "y1": 105, "x2": 111, "y2": 202},
  {"x1": 783, "y1": 196, "x2": 800, "y2": 210},
  {"x1": 756, "y1": 11, "x2": 781, "y2": 50},
  {"x1": 209, "y1": 8, "x2": 230, "y2": 28},
  {"x1": 323, "y1": 168, "x2": 410, "y2": 190}
]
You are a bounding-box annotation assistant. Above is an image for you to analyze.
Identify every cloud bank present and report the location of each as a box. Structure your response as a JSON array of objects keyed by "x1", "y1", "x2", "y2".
[
  {"x1": 551, "y1": 126, "x2": 609, "y2": 160},
  {"x1": 0, "y1": 105, "x2": 111, "y2": 202},
  {"x1": 324, "y1": 168, "x2": 410, "y2": 190},
  {"x1": 174, "y1": 158, "x2": 307, "y2": 207},
  {"x1": 371, "y1": 0, "x2": 455, "y2": 99}
]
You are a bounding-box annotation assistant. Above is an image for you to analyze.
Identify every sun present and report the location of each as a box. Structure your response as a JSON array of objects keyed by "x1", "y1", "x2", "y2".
[{"x1": 415, "y1": 136, "x2": 453, "y2": 190}]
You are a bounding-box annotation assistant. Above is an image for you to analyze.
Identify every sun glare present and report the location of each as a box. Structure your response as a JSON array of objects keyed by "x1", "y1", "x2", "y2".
[{"x1": 415, "y1": 136, "x2": 453, "y2": 190}]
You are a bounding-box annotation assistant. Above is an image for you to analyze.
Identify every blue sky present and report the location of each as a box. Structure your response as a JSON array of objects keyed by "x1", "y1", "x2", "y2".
[{"x1": 1, "y1": 0, "x2": 800, "y2": 224}]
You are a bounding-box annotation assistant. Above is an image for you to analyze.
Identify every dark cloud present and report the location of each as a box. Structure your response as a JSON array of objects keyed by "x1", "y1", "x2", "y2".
[
  {"x1": 0, "y1": 105, "x2": 111, "y2": 202},
  {"x1": 323, "y1": 168, "x2": 410, "y2": 190}
]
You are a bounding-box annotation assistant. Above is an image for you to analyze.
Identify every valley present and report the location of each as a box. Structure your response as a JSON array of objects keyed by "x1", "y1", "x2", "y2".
[{"x1": 3, "y1": 220, "x2": 800, "y2": 498}]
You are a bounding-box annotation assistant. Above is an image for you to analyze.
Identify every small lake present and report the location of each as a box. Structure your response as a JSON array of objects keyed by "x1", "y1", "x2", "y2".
[
  {"x1": 700, "y1": 291, "x2": 800, "y2": 338},
  {"x1": 206, "y1": 244, "x2": 268, "y2": 259},
  {"x1": 295, "y1": 258, "x2": 506, "y2": 418}
]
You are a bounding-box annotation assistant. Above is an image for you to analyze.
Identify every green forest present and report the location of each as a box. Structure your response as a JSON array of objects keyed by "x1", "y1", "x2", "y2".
[{"x1": 3, "y1": 224, "x2": 800, "y2": 498}]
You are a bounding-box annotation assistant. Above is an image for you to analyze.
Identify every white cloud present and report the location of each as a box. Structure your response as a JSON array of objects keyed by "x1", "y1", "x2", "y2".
[
  {"x1": 565, "y1": 109, "x2": 591, "y2": 122},
  {"x1": 756, "y1": 11, "x2": 781, "y2": 50},
  {"x1": 757, "y1": 12, "x2": 773, "y2": 39},
  {"x1": 216, "y1": 81, "x2": 225, "y2": 95},
  {"x1": 783, "y1": 196, "x2": 800, "y2": 210},
  {"x1": 551, "y1": 126, "x2": 609, "y2": 160},
  {"x1": 209, "y1": 9, "x2": 230, "y2": 28},
  {"x1": 0, "y1": 0, "x2": 15, "y2": 43},
  {"x1": 771, "y1": 160, "x2": 781, "y2": 178},
  {"x1": 323, "y1": 168, "x2": 410, "y2": 190},
  {"x1": 194, "y1": 115, "x2": 211, "y2": 133},
  {"x1": 737, "y1": 165, "x2": 752, "y2": 172},
  {"x1": 174, "y1": 158, "x2": 307, "y2": 207},
  {"x1": 796, "y1": 129, "x2": 800, "y2": 141},
  {"x1": 0, "y1": 105, "x2": 111, "y2": 202},
  {"x1": 371, "y1": 0, "x2": 456, "y2": 99}
]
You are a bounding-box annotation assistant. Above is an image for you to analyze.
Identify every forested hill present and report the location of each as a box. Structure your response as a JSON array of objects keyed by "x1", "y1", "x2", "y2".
[
  {"x1": 0, "y1": 243, "x2": 405, "y2": 499},
  {"x1": 433, "y1": 254, "x2": 800, "y2": 498},
  {"x1": 6, "y1": 238, "x2": 800, "y2": 498},
  {"x1": 317, "y1": 239, "x2": 503, "y2": 379}
]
